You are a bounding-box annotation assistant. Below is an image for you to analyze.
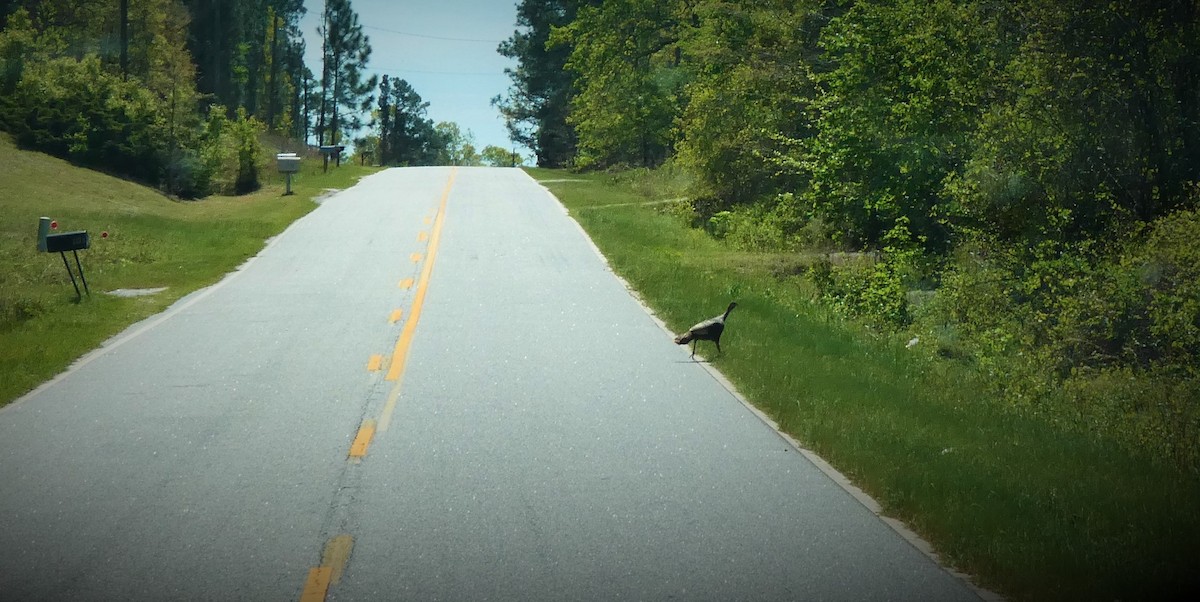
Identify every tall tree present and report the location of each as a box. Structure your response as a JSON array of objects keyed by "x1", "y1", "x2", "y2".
[
  {"x1": 376, "y1": 77, "x2": 441, "y2": 166},
  {"x1": 317, "y1": 0, "x2": 375, "y2": 146},
  {"x1": 433, "y1": 121, "x2": 477, "y2": 165},
  {"x1": 551, "y1": 0, "x2": 688, "y2": 168},
  {"x1": 675, "y1": 0, "x2": 828, "y2": 208},
  {"x1": 952, "y1": 0, "x2": 1200, "y2": 247},
  {"x1": 376, "y1": 74, "x2": 391, "y2": 163},
  {"x1": 803, "y1": 0, "x2": 1006, "y2": 252},
  {"x1": 494, "y1": 0, "x2": 583, "y2": 167},
  {"x1": 118, "y1": 0, "x2": 128, "y2": 78}
]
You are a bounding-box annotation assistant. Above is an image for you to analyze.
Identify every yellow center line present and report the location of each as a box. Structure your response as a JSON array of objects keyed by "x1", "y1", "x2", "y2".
[
  {"x1": 322, "y1": 535, "x2": 354, "y2": 585},
  {"x1": 418, "y1": 231, "x2": 429, "y2": 242},
  {"x1": 410, "y1": 252, "x2": 423, "y2": 263},
  {"x1": 366, "y1": 355, "x2": 383, "y2": 372},
  {"x1": 299, "y1": 535, "x2": 354, "y2": 602},
  {"x1": 349, "y1": 419, "x2": 376, "y2": 458},
  {"x1": 300, "y1": 567, "x2": 332, "y2": 602},
  {"x1": 398, "y1": 278, "x2": 414, "y2": 290},
  {"x1": 389, "y1": 309, "x2": 403, "y2": 324},
  {"x1": 379, "y1": 168, "x2": 456, "y2": 431}
]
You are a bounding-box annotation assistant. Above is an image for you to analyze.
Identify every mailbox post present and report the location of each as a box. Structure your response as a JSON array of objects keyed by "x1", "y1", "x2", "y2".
[
  {"x1": 276, "y1": 153, "x2": 300, "y2": 195},
  {"x1": 44, "y1": 229, "x2": 91, "y2": 300},
  {"x1": 318, "y1": 145, "x2": 344, "y2": 173}
]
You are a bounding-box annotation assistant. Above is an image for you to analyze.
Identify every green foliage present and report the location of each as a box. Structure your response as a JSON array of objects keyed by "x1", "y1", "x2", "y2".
[
  {"x1": 951, "y1": 1, "x2": 1200, "y2": 246},
  {"x1": 0, "y1": 1, "x2": 287, "y2": 198},
  {"x1": 1131, "y1": 209, "x2": 1200, "y2": 372},
  {"x1": 540, "y1": 168, "x2": 1200, "y2": 601},
  {"x1": 908, "y1": 213, "x2": 1200, "y2": 472},
  {"x1": 494, "y1": 0, "x2": 580, "y2": 167},
  {"x1": 198, "y1": 105, "x2": 266, "y2": 196},
  {"x1": 316, "y1": 0, "x2": 376, "y2": 146},
  {"x1": 433, "y1": 122, "x2": 481, "y2": 166},
  {"x1": 676, "y1": 0, "x2": 820, "y2": 208},
  {"x1": 375, "y1": 76, "x2": 443, "y2": 166},
  {"x1": 552, "y1": 0, "x2": 686, "y2": 169},
  {"x1": 801, "y1": 0, "x2": 1004, "y2": 253},
  {"x1": 5, "y1": 54, "x2": 166, "y2": 183},
  {"x1": 481, "y1": 145, "x2": 523, "y2": 167}
]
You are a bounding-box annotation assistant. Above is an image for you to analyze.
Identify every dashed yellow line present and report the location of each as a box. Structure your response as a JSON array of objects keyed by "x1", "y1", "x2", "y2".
[
  {"x1": 322, "y1": 535, "x2": 354, "y2": 585},
  {"x1": 349, "y1": 419, "x2": 376, "y2": 458},
  {"x1": 398, "y1": 278, "x2": 414, "y2": 289},
  {"x1": 389, "y1": 309, "x2": 403, "y2": 324},
  {"x1": 410, "y1": 252, "x2": 423, "y2": 263},
  {"x1": 418, "y1": 231, "x2": 429, "y2": 242},
  {"x1": 300, "y1": 567, "x2": 332, "y2": 602},
  {"x1": 300, "y1": 535, "x2": 354, "y2": 602}
]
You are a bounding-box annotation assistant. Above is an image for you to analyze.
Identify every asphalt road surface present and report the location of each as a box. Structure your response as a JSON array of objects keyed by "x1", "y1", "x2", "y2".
[{"x1": 0, "y1": 168, "x2": 984, "y2": 601}]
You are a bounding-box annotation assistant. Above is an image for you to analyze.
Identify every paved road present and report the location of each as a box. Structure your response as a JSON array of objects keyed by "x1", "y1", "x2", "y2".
[{"x1": 0, "y1": 168, "x2": 982, "y2": 601}]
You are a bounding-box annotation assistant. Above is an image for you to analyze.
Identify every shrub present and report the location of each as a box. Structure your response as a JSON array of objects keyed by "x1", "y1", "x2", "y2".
[
  {"x1": 6, "y1": 55, "x2": 166, "y2": 184},
  {"x1": 199, "y1": 106, "x2": 264, "y2": 196}
]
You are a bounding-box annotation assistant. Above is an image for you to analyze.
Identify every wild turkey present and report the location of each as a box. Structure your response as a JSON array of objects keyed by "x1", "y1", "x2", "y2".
[{"x1": 674, "y1": 302, "x2": 737, "y2": 358}]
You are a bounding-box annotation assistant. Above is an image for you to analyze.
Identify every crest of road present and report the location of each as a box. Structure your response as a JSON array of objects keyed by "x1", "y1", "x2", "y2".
[{"x1": 0, "y1": 168, "x2": 984, "y2": 601}]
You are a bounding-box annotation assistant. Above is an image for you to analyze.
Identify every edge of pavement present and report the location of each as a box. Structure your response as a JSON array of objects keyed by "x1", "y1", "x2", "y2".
[{"x1": 525, "y1": 170, "x2": 1003, "y2": 602}]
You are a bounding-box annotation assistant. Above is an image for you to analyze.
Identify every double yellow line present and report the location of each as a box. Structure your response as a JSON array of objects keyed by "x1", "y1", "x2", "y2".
[
  {"x1": 304, "y1": 169, "x2": 457, "y2": 601},
  {"x1": 352, "y1": 167, "x2": 456, "y2": 456}
]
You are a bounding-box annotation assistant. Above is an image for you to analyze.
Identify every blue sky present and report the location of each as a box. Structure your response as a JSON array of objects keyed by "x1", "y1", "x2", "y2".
[{"x1": 300, "y1": 0, "x2": 524, "y2": 155}]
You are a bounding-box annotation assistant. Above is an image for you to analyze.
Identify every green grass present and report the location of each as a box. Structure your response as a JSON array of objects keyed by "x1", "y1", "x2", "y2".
[
  {"x1": 0, "y1": 135, "x2": 380, "y2": 405},
  {"x1": 530, "y1": 168, "x2": 1200, "y2": 602}
]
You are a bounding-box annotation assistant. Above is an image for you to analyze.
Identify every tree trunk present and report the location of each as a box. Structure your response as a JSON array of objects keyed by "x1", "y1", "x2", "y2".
[
  {"x1": 119, "y1": 0, "x2": 129, "y2": 79},
  {"x1": 266, "y1": 11, "x2": 280, "y2": 129}
]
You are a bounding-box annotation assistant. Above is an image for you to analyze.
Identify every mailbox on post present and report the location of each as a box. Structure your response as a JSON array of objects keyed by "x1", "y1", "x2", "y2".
[
  {"x1": 45, "y1": 230, "x2": 90, "y2": 253},
  {"x1": 318, "y1": 145, "x2": 344, "y2": 173},
  {"x1": 41, "y1": 228, "x2": 91, "y2": 300},
  {"x1": 276, "y1": 153, "x2": 300, "y2": 195}
]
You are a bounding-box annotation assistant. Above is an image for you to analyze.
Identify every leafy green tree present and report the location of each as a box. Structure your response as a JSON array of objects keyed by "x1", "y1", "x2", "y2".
[
  {"x1": 675, "y1": 0, "x2": 825, "y2": 208},
  {"x1": 10, "y1": 55, "x2": 164, "y2": 182},
  {"x1": 551, "y1": 0, "x2": 687, "y2": 168},
  {"x1": 950, "y1": 0, "x2": 1200, "y2": 248},
  {"x1": 376, "y1": 77, "x2": 442, "y2": 166},
  {"x1": 802, "y1": 0, "x2": 1006, "y2": 253},
  {"x1": 182, "y1": 0, "x2": 307, "y2": 128},
  {"x1": 481, "y1": 145, "x2": 524, "y2": 167},
  {"x1": 433, "y1": 122, "x2": 480, "y2": 165},
  {"x1": 494, "y1": 0, "x2": 583, "y2": 167}
]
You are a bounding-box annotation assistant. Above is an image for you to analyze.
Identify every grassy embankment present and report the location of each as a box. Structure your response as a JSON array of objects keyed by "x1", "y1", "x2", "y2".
[
  {"x1": 529, "y1": 167, "x2": 1200, "y2": 602},
  {"x1": 0, "y1": 135, "x2": 379, "y2": 406}
]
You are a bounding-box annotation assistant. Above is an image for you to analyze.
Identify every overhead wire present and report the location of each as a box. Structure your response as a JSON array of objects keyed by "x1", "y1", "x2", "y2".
[{"x1": 363, "y1": 25, "x2": 504, "y2": 44}]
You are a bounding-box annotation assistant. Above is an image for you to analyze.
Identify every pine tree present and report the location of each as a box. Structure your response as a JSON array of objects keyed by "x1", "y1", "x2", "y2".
[
  {"x1": 317, "y1": 0, "x2": 375, "y2": 146},
  {"x1": 493, "y1": 0, "x2": 582, "y2": 168}
]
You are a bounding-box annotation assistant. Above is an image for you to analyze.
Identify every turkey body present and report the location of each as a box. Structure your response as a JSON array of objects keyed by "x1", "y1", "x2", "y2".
[{"x1": 674, "y1": 302, "x2": 737, "y2": 358}]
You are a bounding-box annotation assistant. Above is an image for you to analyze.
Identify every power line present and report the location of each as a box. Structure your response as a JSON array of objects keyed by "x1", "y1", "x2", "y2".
[
  {"x1": 372, "y1": 65, "x2": 506, "y2": 77},
  {"x1": 363, "y1": 25, "x2": 504, "y2": 44}
]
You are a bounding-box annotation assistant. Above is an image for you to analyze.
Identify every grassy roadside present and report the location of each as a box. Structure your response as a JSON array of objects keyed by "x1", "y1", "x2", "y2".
[
  {"x1": 529, "y1": 167, "x2": 1200, "y2": 601},
  {"x1": 0, "y1": 135, "x2": 379, "y2": 406}
]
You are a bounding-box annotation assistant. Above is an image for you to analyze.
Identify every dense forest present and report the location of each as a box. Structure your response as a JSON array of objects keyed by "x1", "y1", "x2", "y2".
[
  {"x1": 0, "y1": 0, "x2": 499, "y2": 197},
  {"x1": 497, "y1": 0, "x2": 1200, "y2": 471}
]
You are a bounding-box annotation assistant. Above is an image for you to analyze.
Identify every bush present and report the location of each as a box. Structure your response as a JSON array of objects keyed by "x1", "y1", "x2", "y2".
[
  {"x1": 5, "y1": 55, "x2": 167, "y2": 184},
  {"x1": 199, "y1": 106, "x2": 264, "y2": 196},
  {"x1": 907, "y1": 212, "x2": 1200, "y2": 471},
  {"x1": 1133, "y1": 209, "x2": 1200, "y2": 372}
]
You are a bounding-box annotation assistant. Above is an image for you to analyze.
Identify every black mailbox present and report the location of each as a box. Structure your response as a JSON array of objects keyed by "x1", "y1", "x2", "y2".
[{"x1": 45, "y1": 231, "x2": 90, "y2": 253}]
